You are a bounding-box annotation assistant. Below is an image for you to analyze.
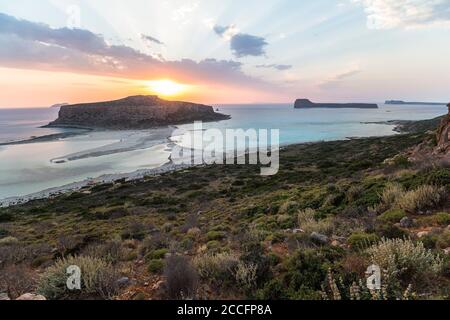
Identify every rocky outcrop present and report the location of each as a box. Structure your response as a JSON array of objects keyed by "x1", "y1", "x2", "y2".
[
  {"x1": 46, "y1": 95, "x2": 230, "y2": 130},
  {"x1": 404, "y1": 103, "x2": 450, "y2": 163},
  {"x1": 295, "y1": 99, "x2": 378, "y2": 109},
  {"x1": 435, "y1": 103, "x2": 450, "y2": 155}
]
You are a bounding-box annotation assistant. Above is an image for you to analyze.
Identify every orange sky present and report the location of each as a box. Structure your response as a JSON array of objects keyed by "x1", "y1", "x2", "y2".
[{"x1": 0, "y1": 67, "x2": 287, "y2": 108}]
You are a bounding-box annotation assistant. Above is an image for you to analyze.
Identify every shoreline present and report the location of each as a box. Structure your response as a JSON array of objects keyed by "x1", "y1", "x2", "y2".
[{"x1": 1, "y1": 114, "x2": 443, "y2": 207}]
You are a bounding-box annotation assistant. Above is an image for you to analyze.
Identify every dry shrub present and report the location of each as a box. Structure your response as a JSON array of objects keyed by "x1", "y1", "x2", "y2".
[
  {"x1": 378, "y1": 183, "x2": 405, "y2": 211},
  {"x1": 83, "y1": 239, "x2": 124, "y2": 264},
  {"x1": 164, "y1": 255, "x2": 198, "y2": 299},
  {"x1": 194, "y1": 252, "x2": 239, "y2": 285},
  {"x1": 366, "y1": 238, "x2": 443, "y2": 288},
  {"x1": 37, "y1": 255, "x2": 119, "y2": 300},
  {"x1": 0, "y1": 264, "x2": 36, "y2": 299},
  {"x1": 297, "y1": 209, "x2": 332, "y2": 235},
  {"x1": 234, "y1": 262, "x2": 257, "y2": 291},
  {"x1": 397, "y1": 185, "x2": 447, "y2": 213}
]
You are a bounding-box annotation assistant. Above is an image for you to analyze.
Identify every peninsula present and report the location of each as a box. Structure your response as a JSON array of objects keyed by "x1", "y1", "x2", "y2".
[
  {"x1": 295, "y1": 99, "x2": 378, "y2": 109},
  {"x1": 46, "y1": 95, "x2": 230, "y2": 130}
]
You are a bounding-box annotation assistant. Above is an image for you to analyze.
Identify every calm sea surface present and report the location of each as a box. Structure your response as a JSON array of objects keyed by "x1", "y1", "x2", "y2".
[{"x1": 0, "y1": 103, "x2": 447, "y2": 199}]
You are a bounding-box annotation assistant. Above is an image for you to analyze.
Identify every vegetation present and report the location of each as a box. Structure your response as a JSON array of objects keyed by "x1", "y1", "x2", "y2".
[{"x1": 0, "y1": 124, "x2": 449, "y2": 300}]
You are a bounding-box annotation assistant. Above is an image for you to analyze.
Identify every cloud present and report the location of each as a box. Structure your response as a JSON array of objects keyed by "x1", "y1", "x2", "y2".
[
  {"x1": 141, "y1": 34, "x2": 164, "y2": 45},
  {"x1": 230, "y1": 33, "x2": 268, "y2": 58},
  {"x1": 256, "y1": 64, "x2": 292, "y2": 71},
  {"x1": 213, "y1": 24, "x2": 239, "y2": 40},
  {"x1": 354, "y1": 0, "x2": 450, "y2": 29},
  {"x1": 213, "y1": 24, "x2": 268, "y2": 58},
  {"x1": 318, "y1": 67, "x2": 362, "y2": 89},
  {"x1": 0, "y1": 12, "x2": 273, "y2": 90}
]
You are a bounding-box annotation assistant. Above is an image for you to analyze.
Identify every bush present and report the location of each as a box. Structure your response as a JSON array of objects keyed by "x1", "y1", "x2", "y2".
[
  {"x1": 194, "y1": 252, "x2": 239, "y2": 286},
  {"x1": 366, "y1": 238, "x2": 443, "y2": 288},
  {"x1": 148, "y1": 259, "x2": 164, "y2": 274},
  {"x1": 435, "y1": 212, "x2": 450, "y2": 226},
  {"x1": 205, "y1": 231, "x2": 226, "y2": 242},
  {"x1": 348, "y1": 232, "x2": 379, "y2": 249},
  {"x1": 397, "y1": 185, "x2": 447, "y2": 213},
  {"x1": 377, "y1": 209, "x2": 407, "y2": 223},
  {"x1": 297, "y1": 209, "x2": 332, "y2": 235},
  {"x1": 234, "y1": 262, "x2": 258, "y2": 292},
  {"x1": 83, "y1": 240, "x2": 124, "y2": 264},
  {"x1": 164, "y1": 255, "x2": 198, "y2": 299},
  {"x1": 37, "y1": 255, "x2": 119, "y2": 300},
  {"x1": 379, "y1": 183, "x2": 404, "y2": 210},
  {"x1": 146, "y1": 248, "x2": 169, "y2": 261},
  {"x1": 436, "y1": 232, "x2": 450, "y2": 249},
  {"x1": 0, "y1": 236, "x2": 19, "y2": 246}
]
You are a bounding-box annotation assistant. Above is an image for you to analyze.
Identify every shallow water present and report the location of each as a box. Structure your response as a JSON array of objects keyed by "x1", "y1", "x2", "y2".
[{"x1": 0, "y1": 103, "x2": 447, "y2": 199}]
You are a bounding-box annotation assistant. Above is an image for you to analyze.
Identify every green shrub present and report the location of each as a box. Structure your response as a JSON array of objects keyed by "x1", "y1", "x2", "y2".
[
  {"x1": 348, "y1": 232, "x2": 379, "y2": 249},
  {"x1": 0, "y1": 212, "x2": 14, "y2": 223},
  {"x1": 148, "y1": 259, "x2": 165, "y2": 274},
  {"x1": 146, "y1": 248, "x2": 169, "y2": 260},
  {"x1": 37, "y1": 255, "x2": 119, "y2": 300},
  {"x1": 206, "y1": 231, "x2": 226, "y2": 241},
  {"x1": 435, "y1": 212, "x2": 450, "y2": 226},
  {"x1": 436, "y1": 232, "x2": 450, "y2": 249},
  {"x1": 378, "y1": 209, "x2": 407, "y2": 223},
  {"x1": 376, "y1": 224, "x2": 408, "y2": 239}
]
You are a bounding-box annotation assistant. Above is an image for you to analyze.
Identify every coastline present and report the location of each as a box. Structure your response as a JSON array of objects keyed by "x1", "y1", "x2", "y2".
[{"x1": 1, "y1": 113, "x2": 444, "y2": 207}]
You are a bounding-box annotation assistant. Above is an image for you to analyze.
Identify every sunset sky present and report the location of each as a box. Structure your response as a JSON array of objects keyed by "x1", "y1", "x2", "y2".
[{"x1": 0, "y1": 0, "x2": 450, "y2": 107}]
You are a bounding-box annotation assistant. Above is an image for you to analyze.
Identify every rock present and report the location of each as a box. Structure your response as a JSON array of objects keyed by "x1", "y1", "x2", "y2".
[
  {"x1": 310, "y1": 232, "x2": 329, "y2": 244},
  {"x1": 400, "y1": 217, "x2": 414, "y2": 228},
  {"x1": 417, "y1": 231, "x2": 430, "y2": 238},
  {"x1": 16, "y1": 293, "x2": 46, "y2": 300},
  {"x1": 46, "y1": 95, "x2": 230, "y2": 130},
  {"x1": 0, "y1": 293, "x2": 10, "y2": 300},
  {"x1": 444, "y1": 248, "x2": 450, "y2": 255},
  {"x1": 116, "y1": 277, "x2": 130, "y2": 287},
  {"x1": 434, "y1": 103, "x2": 450, "y2": 155},
  {"x1": 293, "y1": 228, "x2": 304, "y2": 234}
]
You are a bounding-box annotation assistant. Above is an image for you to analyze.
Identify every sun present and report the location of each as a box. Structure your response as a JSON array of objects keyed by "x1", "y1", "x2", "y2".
[{"x1": 146, "y1": 79, "x2": 187, "y2": 97}]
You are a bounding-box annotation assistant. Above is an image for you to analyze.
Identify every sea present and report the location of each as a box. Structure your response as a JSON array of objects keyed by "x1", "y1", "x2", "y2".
[{"x1": 0, "y1": 103, "x2": 447, "y2": 200}]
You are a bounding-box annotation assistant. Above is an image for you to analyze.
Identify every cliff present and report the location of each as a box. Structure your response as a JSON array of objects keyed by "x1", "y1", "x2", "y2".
[
  {"x1": 46, "y1": 95, "x2": 230, "y2": 129},
  {"x1": 295, "y1": 99, "x2": 378, "y2": 109}
]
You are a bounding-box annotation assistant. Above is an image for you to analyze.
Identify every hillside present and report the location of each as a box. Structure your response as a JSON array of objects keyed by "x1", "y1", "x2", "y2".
[{"x1": 0, "y1": 116, "x2": 449, "y2": 300}]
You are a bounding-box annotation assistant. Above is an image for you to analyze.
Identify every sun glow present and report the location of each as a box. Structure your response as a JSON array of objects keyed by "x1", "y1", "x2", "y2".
[{"x1": 146, "y1": 79, "x2": 187, "y2": 97}]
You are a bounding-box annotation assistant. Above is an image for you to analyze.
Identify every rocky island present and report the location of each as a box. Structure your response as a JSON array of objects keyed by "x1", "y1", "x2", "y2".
[
  {"x1": 46, "y1": 95, "x2": 230, "y2": 129},
  {"x1": 385, "y1": 100, "x2": 446, "y2": 106},
  {"x1": 295, "y1": 99, "x2": 378, "y2": 109}
]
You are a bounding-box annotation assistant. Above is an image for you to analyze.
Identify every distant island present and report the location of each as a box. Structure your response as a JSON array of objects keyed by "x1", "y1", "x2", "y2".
[
  {"x1": 295, "y1": 99, "x2": 378, "y2": 109},
  {"x1": 385, "y1": 100, "x2": 446, "y2": 106},
  {"x1": 46, "y1": 95, "x2": 230, "y2": 130}
]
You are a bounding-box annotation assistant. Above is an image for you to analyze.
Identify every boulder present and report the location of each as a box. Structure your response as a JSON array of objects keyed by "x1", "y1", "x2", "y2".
[
  {"x1": 417, "y1": 231, "x2": 430, "y2": 238},
  {"x1": 310, "y1": 232, "x2": 329, "y2": 244},
  {"x1": 400, "y1": 217, "x2": 414, "y2": 228},
  {"x1": 116, "y1": 277, "x2": 131, "y2": 288},
  {"x1": 444, "y1": 248, "x2": 450, "y2": 255},
  {"x1": 16, "y1": 293, "x2": 46, "y2": 300}
]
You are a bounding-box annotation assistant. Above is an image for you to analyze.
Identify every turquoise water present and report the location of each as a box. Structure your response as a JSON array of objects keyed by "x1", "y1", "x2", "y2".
[{"x1": 0, "y1": 103, "x2": 447, "y2": 199}]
